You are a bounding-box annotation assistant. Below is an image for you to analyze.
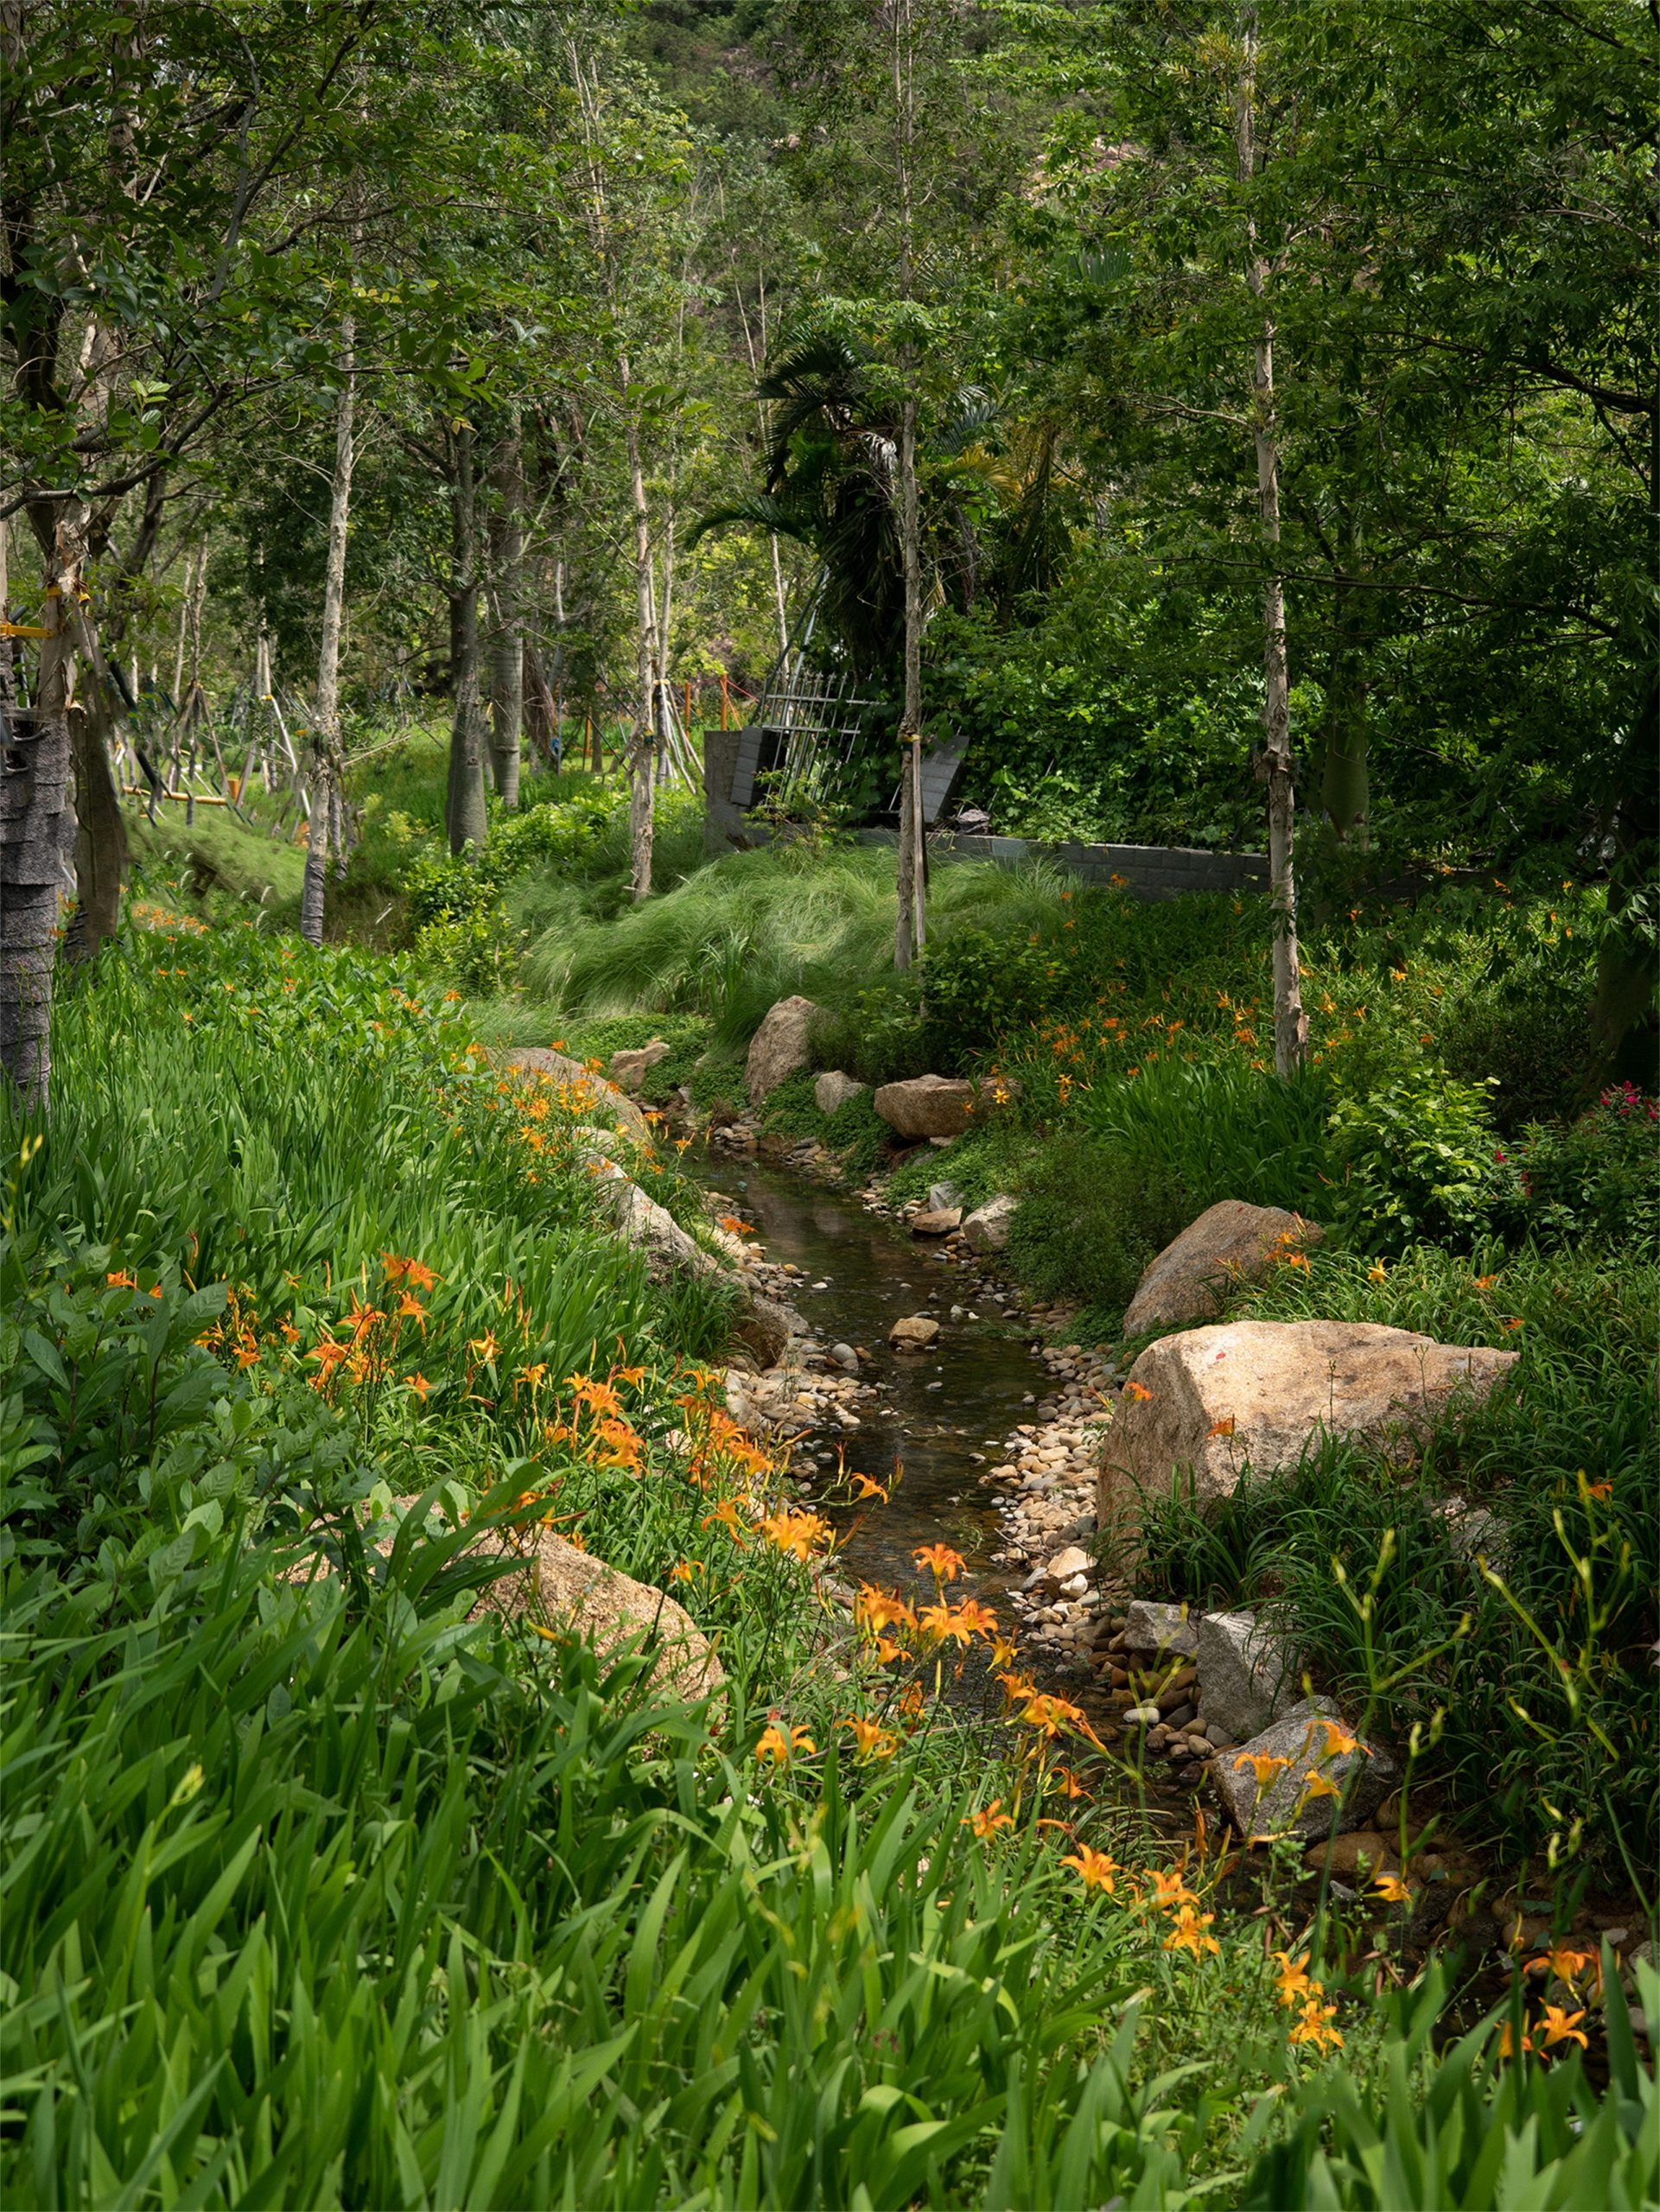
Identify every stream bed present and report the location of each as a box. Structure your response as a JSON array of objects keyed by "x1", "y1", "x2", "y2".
[{"x1": 691, "y1": 1147, "x2": 1049, "y2": 1595}]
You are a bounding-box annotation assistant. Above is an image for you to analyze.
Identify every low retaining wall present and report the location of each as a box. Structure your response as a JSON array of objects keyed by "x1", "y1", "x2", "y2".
[
  {"x1": 702, "y1": 730, "x2": 1266, "y2": 903},
  {"x1": 857, "y1": 828, "x2": 1267, "y2": 902}
]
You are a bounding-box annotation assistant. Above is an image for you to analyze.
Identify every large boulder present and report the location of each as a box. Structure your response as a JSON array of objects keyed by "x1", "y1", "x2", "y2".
[
  {"x1": 746, "y1": 996, "x2": 821, "y2": 1103},
  {"x1": 472, "y1": 1529, "x2": 723, "y2": 1703},
  {"x1": 1195, "y1": 1608, "x2": 1300, "y2": 1740},
  {"x1": 500, "y1": 1046, "x2": 652, "y2": 1141},
  {"x1": 591, "y1": 1161, "x2": 722, "y2": 1281},
  {"x1": 872, "y1": 1074, "x2": 978, "y2": 1139},
  {"x1": 815, "y1": 1071, "x2": 868, "y2": 1116},
  {"x1": 1211, "y1": 1698, "x2": 1397, "y2": 1841},
  {"x1": 1123, "y1": 1200, "x2": 1324, "y2": 1337},
  {"x1": 1098, "y1": 1319, "x2": 1518, "y2": 1541},
  {"x1": 962, "y1": 1194, "x2": 1017, "y2": 1254}
]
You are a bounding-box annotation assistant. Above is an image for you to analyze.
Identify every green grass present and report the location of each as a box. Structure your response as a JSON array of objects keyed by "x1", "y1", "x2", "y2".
[
  {"x1": 521, "y1": 842, "x2": 1072, "y2": 1050},
  {"x1": 4, "y1": 908, "x2": 1657, "y2": 2204},
  {"x1": 1132, "y1": 1244, "x2": 1659, "y2": 1883}
]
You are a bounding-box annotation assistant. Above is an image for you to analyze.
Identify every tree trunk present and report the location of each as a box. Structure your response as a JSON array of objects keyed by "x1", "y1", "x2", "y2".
[
  {"x1": 487, "y1": 421, "x2": 524, "y2": 809},
  {"x1": 891, "y1": 0, "x2": 927, "y2": 971},
  {"x1": 0, "y1": 518, "x2": 74, "y2": 1109},
  {"x1": 625, "y1": 406, "x2": 656, "y2": 900},
  {"x1": 446, "y1": 423, "x2": 487, "y2": 855},
  {"x1": 302, "y1": 313, "x2": 355, "y2": 947},
  {"x1": 1237, "y1": 6, "x2": 1306, "y2": 1077}
]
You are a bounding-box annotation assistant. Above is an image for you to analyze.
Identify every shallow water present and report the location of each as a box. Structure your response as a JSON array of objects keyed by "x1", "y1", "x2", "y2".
[{"x1": 692, "y1": 1148, "x2": 1046, "y2": 1599}]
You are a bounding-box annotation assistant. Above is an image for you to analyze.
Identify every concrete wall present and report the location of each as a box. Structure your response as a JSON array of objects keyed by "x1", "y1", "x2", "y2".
[
  {"x1": 860, "y1": 829, "x2": 1267, "y2": 902},
  {"x1": 701, "y1": 731, "x2": 1267, "y2": 900}
]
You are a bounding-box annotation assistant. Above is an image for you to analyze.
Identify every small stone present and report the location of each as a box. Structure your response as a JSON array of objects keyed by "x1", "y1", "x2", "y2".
[
  {"x1": 928, "y1": 1181, "x2": 964, "y2": 1213},
  {"x1": 828, "y1": 1342, "x2": 859, "y2": 1374},
  {"x1": 888, "y1": 1314, "x2": 941, "y2": 1350},
  {"x1": 1165, "y1": 1702, "x2": 1196, "y2": 1731},
  {"x1": 1044, "y1": 1544, "x2": 1091, "y2": 1585},
  {"x1": 911, "y1": 1207, "x2": 963, "y2": 1236},
  {"x1": 1059, "y1": 1573, "x2": 1090, "y2": 1600},
  {"x1": 1124, "y1": 1703, "x2": 1161, "y2": 1726}
]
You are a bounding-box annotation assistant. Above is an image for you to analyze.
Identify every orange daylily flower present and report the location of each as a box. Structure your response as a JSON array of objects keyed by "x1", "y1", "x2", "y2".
[
  {"x1": 913, "y1": 1542, "x2": 965, "y2": 1583},
  {"x1": 855, "y1": 1585, "x2": 915, "y2": 1636},
  {"x1": 1371, "y1": 1872, "x2": 1414, "y2": 1904},
  {"x1": 1233, "y1": 1751, "x2": 1293, "y2": 1791},
  {"x1": 1061, "y1": 1846, "x2": 1120, "y2": 1893},
  {"x1": 1497, "y1": 2020, "x2": 1534, "y2": 2059},
  {"x1": 849, "y1": 1474, "x2": 888, "y2": 1502},
  {"x1": 1538, "y1": 2005, "x2": 1588, "y2": 2051},
  {"x1": 842, "y1": 1716, "x2": 897, "y2": 1761},
  {"x1": 1163, "y1": 1904, "x2": 1220, "y2": 1956},
  {"x1": 1273, "y1": 1951, "x2": 1316, "y2": 2008},
  {"x1": 754, "y1": 1722, "x2": 816, "y2": 1767},
  {"x1": 1288, "y1": 1996, "x2": 1343, "y2": 2050},
  {"x1": 758, "y1": 1508, "x2": 832, "y2": 1561},
  {"x1": 965, "y1": 1800, "x2": 1015, "y2": 1840}
]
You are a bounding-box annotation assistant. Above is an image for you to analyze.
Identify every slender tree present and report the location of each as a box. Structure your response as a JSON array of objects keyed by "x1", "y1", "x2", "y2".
[
  {"x1": 302, "y1": 301, "x2": 356, "y2": 946},
  {"x1": 0, "y1": 512, "x2": 73, "y2": 1108},
  {"x1": 1236, "y1": 5, "x2": 1305, "y2": 1073}
]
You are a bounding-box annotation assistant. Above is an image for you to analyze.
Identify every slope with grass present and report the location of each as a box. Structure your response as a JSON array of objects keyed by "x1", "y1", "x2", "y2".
[{"x1": 4, "y1": 888, "x2": 1655, "y2": 2203}]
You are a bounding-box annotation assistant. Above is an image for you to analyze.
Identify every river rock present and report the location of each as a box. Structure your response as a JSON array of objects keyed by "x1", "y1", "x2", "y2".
[
  {"x1": 609, "y1": 1039, "x2": 671, "y2": 1093},
  {"x1": 746, "y1": 996, "x2": 821, "y2": 1103},
  {"x1": 1099, "y1": 1320, "x2": 1519, "y2": 1541},
  {"x1": 500, "y1": 1046, "x2": 652, "y2": 1141},
  {"x1": 1195, "y1": 1607, "x2": 1299, "y2": 1739},
  {"x1": 1123, "y1": 1200, "x2": 1325, "y2": 1337},
  {"x1": 1044, "y1": 1544, "x2": 1091, "y2": 1586},
  {"x1": 928, "y1": 1181, "x2": 964, "y2": 1212},
  {"x1": 1125, "y1": 1703, "x2": 1161, "y2": 1726},
  {"x1": 1123, "y1": 1598, "x2": 1199, "y2": 1657},
  {"x1": 829, "y1": 1341, "x2": 860, "y2": 1374},
  {"x1": 962, "y1": 1194, "x2": 1017, "y2": 1254},
  {"x1": 471, "y1": 1529, "x2": 722, "y2": 1703},
  {"x1": 1211, "y1": 1698, "x2": 1398, "y2": 1841},
  {"x1": 888, "y1": 1314, "x2": 941, "y2": 1351},
  {"x1": 1303, "y1": 1828, "x2": 1393, "y2": 1880},
  {"x1": 815, "y1": 1071, "x2": 868, "y2": 1116},
  {"x1": 911, "y1": 1207, "x2": 962, "y2": 1236}
]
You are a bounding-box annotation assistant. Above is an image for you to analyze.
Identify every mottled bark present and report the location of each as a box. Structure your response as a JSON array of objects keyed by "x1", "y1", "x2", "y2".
[
  {"x1": 445, "y1": 423, "x2": 487, "y2": 855},
  {"x1": 487, "y1": 423, "x2": 524, "y2": 809},
  {"x1": 1, "y1": 531, "x2": 74, "y2": 1109},
  {"x1": 891, "y1": 1, "x2": 926, "y2": 971},
  {"x1": 625, "y1": 406, "x2": 656, "y2": 900},
  {"x1": 302, "y1": 315, "x2": 355, "y2": 947},
  {"x1": 1237, "y1": 6, "x2": 1306, "y2": 1077}
]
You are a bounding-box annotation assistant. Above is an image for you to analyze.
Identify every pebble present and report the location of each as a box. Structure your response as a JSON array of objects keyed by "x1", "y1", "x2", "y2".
[{"x1": 1125, "y1": 1704, "x2": 1161, "y2": 1726}]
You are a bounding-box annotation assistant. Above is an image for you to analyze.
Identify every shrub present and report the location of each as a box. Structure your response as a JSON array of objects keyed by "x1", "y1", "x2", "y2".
[
  {"x1": 919, "y1": 925, "x2": 1054, "y2": 1066},
  {"x1": 1326, "y1": 1068, "x2": 1504, "y2": 1254},
  {"x1": 1499, "y1": 1084, "x2": 1660, "y2": 1255},
  {"x1": 1006, "y1": 1134, "x2": 1193, "y2": 1319},
  {"x1": 1438, "y1": 941, "x2": 1597, "y2": 1131}
]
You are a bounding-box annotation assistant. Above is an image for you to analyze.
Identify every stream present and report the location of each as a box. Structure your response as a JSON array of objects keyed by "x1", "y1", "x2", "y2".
[
  {"x1": 686, "y1": 1146, "x2": 1211, "y2": 1853},
  {"x1": 690, "y1": 1147, "x2": 1048, "y2": 1599}
]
